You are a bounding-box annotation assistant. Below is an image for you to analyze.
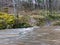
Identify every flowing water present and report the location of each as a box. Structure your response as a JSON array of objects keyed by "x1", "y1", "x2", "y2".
[{"x1": 0, "y1": 26, "x2": 60, "y2": 45}]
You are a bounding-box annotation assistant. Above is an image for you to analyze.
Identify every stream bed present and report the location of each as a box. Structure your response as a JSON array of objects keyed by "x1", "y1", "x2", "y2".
[{"x1": 0, "y1": 26, "x2": 60, "y2": 45}]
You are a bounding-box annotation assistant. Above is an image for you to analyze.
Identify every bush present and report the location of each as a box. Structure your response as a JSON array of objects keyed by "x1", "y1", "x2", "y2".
[
  {"x1": 47, "y1": 14, "x2": 60, "y2": 21},
  {"x1": 0, "y1": 12, "x2": 32, "y2": 29},
  {"x1": 0, "y1": 18, "x2": 7, "y2": 29},
  {"x1": 52, "y1": 21, "x2": 60, "y2": 26},
  {"x1": 0, "y1": 12, "x2": 16, "y2": 29},
  {"x1": 32, "y1": 15, "x2": 46, "y2": 26},
  {"x1": 13, "y1": 16, "x2": 32, "y2": 28}
]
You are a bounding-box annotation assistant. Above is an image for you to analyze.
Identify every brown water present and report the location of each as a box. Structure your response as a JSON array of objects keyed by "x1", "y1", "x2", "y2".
[{"x1": 0, "y1": 26, "x2": 60, "y2": 45}]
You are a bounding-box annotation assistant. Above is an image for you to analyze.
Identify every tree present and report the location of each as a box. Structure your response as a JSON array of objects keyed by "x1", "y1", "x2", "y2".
[
  {"x1": 12, "y1": 0, "x2": 19, "y2": 18},
  {"x1": 37, "y1": 0, "x2": 44, "y2": 3},
  {"x1": 49, "y1": 0, "x2": 53, "y2": 15}
]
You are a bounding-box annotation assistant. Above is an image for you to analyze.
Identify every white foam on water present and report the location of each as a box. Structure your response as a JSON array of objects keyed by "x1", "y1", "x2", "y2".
[
  {"x1": 54, "y1": 29, "x2": 60, "y2": 31},
  {"x1": 0, "y1": 26, "x2": 39, "y2": 38}
]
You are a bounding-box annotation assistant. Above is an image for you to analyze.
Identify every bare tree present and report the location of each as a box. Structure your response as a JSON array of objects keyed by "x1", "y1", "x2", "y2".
[
  {"x1": 49, "y1": 0, "x2": 53, "y2": 15},
  {"x1": 12, "y1": 0, "x2": 19, "y2": 18}
]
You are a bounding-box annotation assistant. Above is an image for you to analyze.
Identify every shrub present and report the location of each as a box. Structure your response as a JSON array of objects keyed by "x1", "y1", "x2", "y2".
[
  {"x1": 12, "y1": 16, "x2": 32, "y2": 28},
  {"x1": 47, "y1": 14, "x2": 60, "y2": 21},
  {"x1": 52, "y1": 21, "x2": 60, "y2": 26},
  {"x1": 0, "y1": 12, "x2": 16, "y2": 29},
  {"x1": 32, "y1": 15, "x2": 46, "y2": 26},
  {"x1": 0, "y1": 12, "x2": 32, "y2": 29},
  {"x1": 0, "y1": 18, "x2": 7, "y2": 29}
]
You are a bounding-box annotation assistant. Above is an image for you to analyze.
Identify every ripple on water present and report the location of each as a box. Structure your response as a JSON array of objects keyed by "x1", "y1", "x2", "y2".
[{"x1": 0, "y1": 26, "x2": 60, "y2": 45}]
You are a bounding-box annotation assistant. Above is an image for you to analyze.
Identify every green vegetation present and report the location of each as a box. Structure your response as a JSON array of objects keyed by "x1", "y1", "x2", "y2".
[
  {"x1": 0, "y1": 18, "x2": 7, "y2": 29},
  {"x1": 0, "y1": 10, "x2": 60, "y2": 30},
  {"x1": 0, "y1": 12, "x2": 32, "y2": 30},
  {"x1": 52, "y1": 21, "x2": 60, "y2": 26},
  {"x1": 13, "y1": 16, "x2": 32, "y2": 28},
  {"x1": 32, "y1": 15, "x2": 46, "y2": 26}
]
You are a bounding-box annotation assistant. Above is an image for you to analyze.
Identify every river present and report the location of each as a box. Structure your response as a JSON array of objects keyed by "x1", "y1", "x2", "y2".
[{"x1": 0, "y1": 26, "x2": 60, "y2": 45}]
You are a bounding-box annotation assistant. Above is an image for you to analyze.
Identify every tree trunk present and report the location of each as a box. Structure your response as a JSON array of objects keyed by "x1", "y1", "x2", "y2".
[
  {"x1": 49, "y1": 0, "x2": 52, "y2": 15},
  {"x1": 12, "y1": 0, "x2": 19, "y2": 18}
]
